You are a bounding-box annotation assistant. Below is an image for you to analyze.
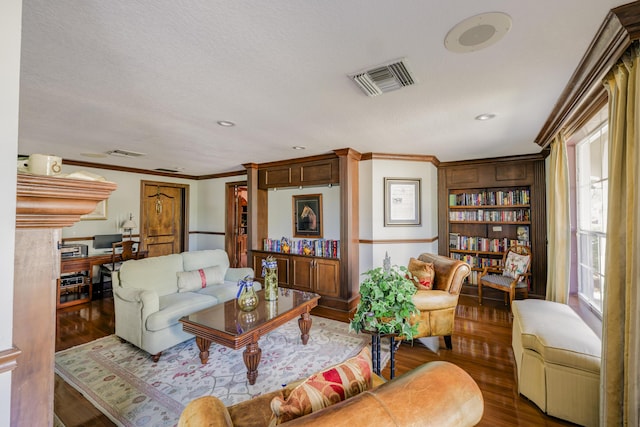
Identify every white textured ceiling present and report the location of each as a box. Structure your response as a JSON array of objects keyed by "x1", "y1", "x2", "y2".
[{"x1": 18, "y1": 1, "x2": 625, "y2": 175}]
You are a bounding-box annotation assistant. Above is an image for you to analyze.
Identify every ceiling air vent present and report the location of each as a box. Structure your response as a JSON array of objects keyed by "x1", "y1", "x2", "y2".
[
  {"x1": 349, "y1": 58, "x2": 416, "y2": 97},
  {"x1": 107, "y1": 149, "x2": 146, "y2": 158}
]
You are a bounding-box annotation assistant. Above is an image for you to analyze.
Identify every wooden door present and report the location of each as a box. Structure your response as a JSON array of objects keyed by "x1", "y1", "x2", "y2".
[
  {"x1": 140, "y1": 181, "x2": 189, "y2": 257},
  {"x1": 225, "y1": 182, "x2": 248, "y2": 267}
]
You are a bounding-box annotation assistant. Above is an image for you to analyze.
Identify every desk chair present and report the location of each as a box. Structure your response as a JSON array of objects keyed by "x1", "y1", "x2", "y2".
[
  {"x1": 98, "y1": 240, "x2": 141, "y2": 295},
  {"x1": 478, "y1": 244, "x2": 531, "y2": 306}
]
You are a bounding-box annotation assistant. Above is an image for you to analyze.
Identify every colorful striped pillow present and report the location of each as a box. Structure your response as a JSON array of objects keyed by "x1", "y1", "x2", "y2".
[{"x1": 269, "y1": 346, "x2": 373, "y2": 425}]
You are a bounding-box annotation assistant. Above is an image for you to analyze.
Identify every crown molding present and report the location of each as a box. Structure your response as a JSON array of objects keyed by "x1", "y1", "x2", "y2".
[
  {"x1": 535, "y1": 1, "x2": 640, "y2": 148},
  {"x1": 360, "y1": 152, "x2": 440, "y2": 166}
]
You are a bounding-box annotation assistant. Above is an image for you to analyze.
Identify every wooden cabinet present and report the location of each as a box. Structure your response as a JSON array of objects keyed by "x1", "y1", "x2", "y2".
[
  {"x1": 258, "y1": 157, "x2": 340, "y2": 189},
  {"x1": 246, "y1": 149, "x2": 361, "y2": 315},
  {"x1": 438, "y1": 156, "x2": 547, "y2": 297},
  {"x1": 252, "y1": 250, "x2": 340, "y2": 299}
]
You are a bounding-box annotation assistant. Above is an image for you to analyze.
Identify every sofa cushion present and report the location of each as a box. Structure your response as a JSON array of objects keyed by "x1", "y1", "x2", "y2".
[
  {"x1": 118, "y1": 253, "x2": 184, "y2": 297},
  {"x1": 407, "y1": 257, "x2": 435, "y2": 290},
  {"x1": 177, "y1": 266, "x2": 225, "y2": 292},
  {"x1": 182, "y1": 250, "x2": 230, "y2": 276},
  {"x1": 196, "y1": 281, "x2": 262, "y2": 303},
  {"x1": 146, "y1": 292, "x2": 218, "y2": 332},
  {"x1": 269, "y1": 346, "x2": 372, "y2": 426}
]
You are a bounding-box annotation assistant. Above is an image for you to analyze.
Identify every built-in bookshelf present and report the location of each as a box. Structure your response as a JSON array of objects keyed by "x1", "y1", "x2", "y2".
[
  {"x1": 447, "y1": 187, "x2": 532, "y2": 285},
  {"x1": 437, "y1": 156, "x2": 547, "y2": 297}
]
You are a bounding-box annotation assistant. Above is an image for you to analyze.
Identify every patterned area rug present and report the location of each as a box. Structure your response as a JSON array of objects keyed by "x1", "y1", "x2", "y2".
[{"x1": 55, "y1": 316, "x2": 388, "y2": 427}]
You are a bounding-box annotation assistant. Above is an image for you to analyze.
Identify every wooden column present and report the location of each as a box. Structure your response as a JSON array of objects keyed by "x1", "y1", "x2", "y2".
[{"x1": 11, "y1": 174, "x2": 116, "y2": 427}]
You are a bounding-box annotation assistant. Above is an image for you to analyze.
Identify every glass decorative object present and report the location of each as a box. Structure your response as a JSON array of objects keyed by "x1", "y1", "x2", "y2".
[
  {"x1": 262, "y1": 255, "x2": 278, "y2": 301},
  {"x1": 237, "y1": 275, "x2": 258, "y2": 311}
]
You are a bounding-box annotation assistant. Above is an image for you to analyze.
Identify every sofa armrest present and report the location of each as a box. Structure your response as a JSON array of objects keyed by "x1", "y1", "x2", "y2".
[
  {"x1": 178, "y1": 396, "x2": 233, "y2": 427},
  {"x1": 224, "y1": 267, "x2": 255, "y2": 282},
  {"x1": 113, "y1": 287, "x2": 160, "y2": 318}
]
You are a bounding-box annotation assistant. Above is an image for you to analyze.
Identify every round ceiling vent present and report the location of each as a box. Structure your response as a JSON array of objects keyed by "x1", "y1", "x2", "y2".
[{"x1": 444, "y1": 12, "x2": 512, "y2": 53}]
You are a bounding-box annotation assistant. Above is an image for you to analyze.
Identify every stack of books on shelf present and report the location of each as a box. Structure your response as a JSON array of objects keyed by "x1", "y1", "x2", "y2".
[
  {"x1": 449, "y1": 189, "x2": 530, "y2": 206},
  {"x1": 449, "y1": 209, "x2": 530, "y2": 222},
  {"x1": 262, "y1": 238, "x2": 340, "y2": 258},
  {"x1": 449, "y1": 233, "x2": 530, "y2": 252}
]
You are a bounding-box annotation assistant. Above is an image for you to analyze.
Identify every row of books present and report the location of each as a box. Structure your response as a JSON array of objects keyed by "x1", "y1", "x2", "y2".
[
  {"x1": 449, "y1": 234, "x2": 530, "y2": 252},
  {"x1": 262, "y1": 238, "x2": 340, "y2": 258},
  {"x1": 450, "y1": 253, "x2": 503, "y2": 269},
  {"x1": 449, "y1": 189, "x2": 530, "y2": 207},
  {"x1": 449, "y1": 209, "x2": 531, "y2": 222}
]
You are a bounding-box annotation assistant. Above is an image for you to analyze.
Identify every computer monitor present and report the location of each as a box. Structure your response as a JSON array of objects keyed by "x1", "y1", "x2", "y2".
[{"x1": 93, "y1": 234, "x2": 123, "y2": 250}]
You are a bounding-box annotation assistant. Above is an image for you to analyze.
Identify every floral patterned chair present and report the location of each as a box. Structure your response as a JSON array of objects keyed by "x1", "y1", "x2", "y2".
[{"x1": 478, "y1": 244, "x2": 531, "y2": 306}]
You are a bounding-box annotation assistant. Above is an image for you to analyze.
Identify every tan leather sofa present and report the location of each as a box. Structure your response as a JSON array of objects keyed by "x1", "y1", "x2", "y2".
[
  {"x1": 410, "y1": 253, "x2": 471, "y2": 348},
  {"x1": 178, "y1": 360, "x2": 484, "y2": 426}
]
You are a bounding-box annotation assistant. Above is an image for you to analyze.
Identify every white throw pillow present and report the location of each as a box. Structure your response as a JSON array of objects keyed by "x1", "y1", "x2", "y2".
[
  {"x1": 177, "y1": 265, "x2": 225, "y2": 292},
  {"x1": 502, "y1": 251, "x2": 530, "y2": 280}
]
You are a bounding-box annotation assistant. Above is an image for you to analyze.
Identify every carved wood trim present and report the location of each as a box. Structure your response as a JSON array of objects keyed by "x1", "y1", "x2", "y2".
[
  {"x1": 16, "y1": 174, "x2": 117, "y2": 229},
  {"x1": 359, "y1": 237, "x2": 438, "y2": 244},
  {"x1": 535, "y1": 2, "x2": 640, "y2": 148},
  {"x1": 438, "y1": 152, "x2": 547, "y2": 168},
  {"x1": 361, "y1": 152, "x2": 440, "y2": 166},
  {"x1": 0, "y1": 346, "x2": 21, "y2": 374}
]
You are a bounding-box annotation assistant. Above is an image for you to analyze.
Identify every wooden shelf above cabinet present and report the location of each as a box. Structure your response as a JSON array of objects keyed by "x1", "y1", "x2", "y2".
[{"x1": 258, "y1": 156, "x2": 339, "y2": 189}]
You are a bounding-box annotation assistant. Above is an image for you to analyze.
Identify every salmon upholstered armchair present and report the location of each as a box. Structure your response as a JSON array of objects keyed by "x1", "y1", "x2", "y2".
[{"x1": 409, "y1": 253, "x2": 471, "y2": 349}]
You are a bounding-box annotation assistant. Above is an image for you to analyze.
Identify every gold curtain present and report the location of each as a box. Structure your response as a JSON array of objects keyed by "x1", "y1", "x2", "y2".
[
  {"x1": 601, "y1": 43, "x2": 640, "y2": 427},
  {"x1": 545, "y1": 134, "x2": 570, "y2": 303}
]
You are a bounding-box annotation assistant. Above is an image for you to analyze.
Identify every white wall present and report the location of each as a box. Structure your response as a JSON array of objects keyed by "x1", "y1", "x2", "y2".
[
  {"x1": 267, "y1": 185, "x2": 341, "y2": 241},
  {"x1": 359, "y1": 158, "x2": 439, "y2": 276},
  {"x1": 195, "y1": 175, "x2": 247, "y2": 250},
  {"x1": 1, "y1": 0, "x2": 22, "y2": 423}
]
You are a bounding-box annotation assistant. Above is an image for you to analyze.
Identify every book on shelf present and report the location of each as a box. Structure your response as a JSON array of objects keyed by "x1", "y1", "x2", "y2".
[{"x1": 449, "y1": 233, "x2": 460, "y2": 249}]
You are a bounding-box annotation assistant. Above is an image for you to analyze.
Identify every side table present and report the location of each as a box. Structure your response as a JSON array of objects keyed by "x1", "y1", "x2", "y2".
[{"x1": 363, "y1": 330, "x2": 399, "y2": 379}]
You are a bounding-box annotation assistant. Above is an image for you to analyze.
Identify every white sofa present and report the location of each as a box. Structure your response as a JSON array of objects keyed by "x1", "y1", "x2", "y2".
[
  {"x1": 511, "y1": 299, "x2": 601, "y2": 427},
  {"x1": 113, "y1": 249, "x2": 257, "y2": 361}
]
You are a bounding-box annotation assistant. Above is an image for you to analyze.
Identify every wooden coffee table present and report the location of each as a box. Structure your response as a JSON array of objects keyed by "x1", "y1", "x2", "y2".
[{"x1": 180, "y1": 288, "x2": 320, "y2": 385}]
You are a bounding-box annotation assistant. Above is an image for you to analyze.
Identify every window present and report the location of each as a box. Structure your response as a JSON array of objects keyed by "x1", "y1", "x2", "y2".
[{"x1": 575, "y1": 119, "x2": 608, "y2": 314}]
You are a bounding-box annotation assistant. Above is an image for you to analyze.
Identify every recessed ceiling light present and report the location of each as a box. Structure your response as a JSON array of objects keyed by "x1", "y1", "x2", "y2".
[
  {"x1": 292, "y1": 146, "x2": 306, "y2": 150},
  {"x1": 445, "y1": 12, "x2": 512, "y2": 53},
  {"x1": 475, "y1": 113, "x2": 496, "y2": 121},
  {"x1": 217, "y1": 120, "x2": 235, "y2": 127}
]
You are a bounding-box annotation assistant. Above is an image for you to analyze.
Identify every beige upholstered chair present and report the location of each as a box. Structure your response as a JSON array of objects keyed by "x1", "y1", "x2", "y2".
[
  {"x1": 409, "y1": 253, "x2": 471, "y2": 349},
  {"x1": 478, "y1": 244, "x2": 531, "y2": 306}
]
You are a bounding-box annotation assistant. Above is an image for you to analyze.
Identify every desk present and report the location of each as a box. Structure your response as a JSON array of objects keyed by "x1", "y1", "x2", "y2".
[{"x1": 59, "y1": 252, "x2": 147, "y2": 308}]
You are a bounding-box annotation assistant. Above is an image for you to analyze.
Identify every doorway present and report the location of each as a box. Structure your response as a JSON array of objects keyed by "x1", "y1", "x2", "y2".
[
  {"x1": 225, "y1": 181, "x2": 248, "y2": 268},
  {"x1": 140, "y1": 180, "x2": 189, "y2": 257}
]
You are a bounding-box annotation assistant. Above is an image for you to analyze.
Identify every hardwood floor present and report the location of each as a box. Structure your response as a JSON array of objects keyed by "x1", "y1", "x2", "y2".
[{"x1": 55, "y1": 294, "x2": 578, "y2": 426}]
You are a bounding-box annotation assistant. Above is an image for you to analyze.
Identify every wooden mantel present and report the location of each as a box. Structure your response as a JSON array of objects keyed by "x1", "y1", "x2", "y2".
[
  {"x1": 16, "y1": 173, "x2": 117, "y2": 228},
  {"x1": 11, "y1": 173, "x2": 116, "y2": 427}
]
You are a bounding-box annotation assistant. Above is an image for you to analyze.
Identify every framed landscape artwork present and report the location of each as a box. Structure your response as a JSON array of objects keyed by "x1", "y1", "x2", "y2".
[
  {"x1": 384, "y1": 178, "x2": 421, "y2": 226},
  {"x1": 293, "y1": 194, "x2": 323, "y2": 238}
]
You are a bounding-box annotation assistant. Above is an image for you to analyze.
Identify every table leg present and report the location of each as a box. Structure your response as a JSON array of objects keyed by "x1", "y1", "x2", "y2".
[
  {"x1": 195, "y1": 336, "x2": 211, "y2": 364},
  {"x1": 389, "y1": 336, "x2": 396, "y2": 379},
  {"x1": 298, "y1": 312, "x2": 312, "y2": 345},
  {"x1": 243, "y1": 341, "x2": 262, "y2": 385}
]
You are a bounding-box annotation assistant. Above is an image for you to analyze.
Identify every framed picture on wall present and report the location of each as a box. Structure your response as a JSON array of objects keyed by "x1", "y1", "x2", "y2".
[
  {"x1": 293, "y1": 194, "x2": 323, "y2": 238},
  {"x1": 384, "y1": 178, "x2": 421, "y2": 226},
  {"x1": 81, "y1": 199, "x2": 107, "y2": 220}
]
